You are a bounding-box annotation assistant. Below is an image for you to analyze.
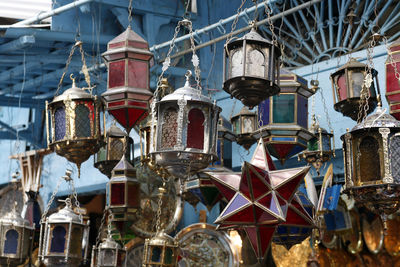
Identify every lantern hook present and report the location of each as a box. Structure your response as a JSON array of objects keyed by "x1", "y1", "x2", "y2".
[{"x1": 70, "y1": 74, "x2": 76, "y2": 87}]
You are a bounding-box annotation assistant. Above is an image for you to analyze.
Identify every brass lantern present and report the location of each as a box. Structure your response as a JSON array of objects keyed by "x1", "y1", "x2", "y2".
[
  {"x1": 95, "y1": 233, "x2": 126, "y2": 267},
  {"x1": 142, "y1": 231, "x2": 179, "y2": 267},
  {"x1": 231, "y1": 106, "x2": 257, "y2": 150},
  {"x1": 107, "y1": 155, "x2": 140, "y2": 232},
  {"x1": 0, "y1": 180, "x2": 34, "y2": 266},
  {"x1": 385, "y1": 37, "x2": 400, "y2": 120},
  {"x1": 151, "y1": 71, "x2": 221, "y2": 180},
  {"x1": 342, "y1": 105, "x2": 400, "y2": 221},
  {"x1": 223, "y1": 25, "x2": 281, "y2": 109},
  {"x1": 46, "y1": 75, "x2": 103, "y2": 176},
  {"x1": 330, "y1": 58, "x2": 378, "y2": 121},
  {"x1": 94, "y1": 124, "x2": 134, "y2": 178},
  {"x1": 39, "y1": 198, "x2": 90, "y2": 266},
  {"x1": 101, "y1": 26, "x2": 153, "y2": 133},
  {"x1": 254, "y1": 68, "x2": 315, "y2": 164}
]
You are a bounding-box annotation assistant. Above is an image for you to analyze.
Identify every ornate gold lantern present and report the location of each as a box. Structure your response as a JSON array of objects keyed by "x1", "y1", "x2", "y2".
[
  {"x1": 142, "y1": 231, "x2": 179, "y2": 267},
  {"x1": 150, "y1": 71, "x2": 221, "y2": 180},
  {"x1": 94, "y1": 124, "x2": 134, "y2": 178},
  {"x1": 101, "y1": 26, "x2": 153, "y2": 133},
  {"x1": 330, "y1": 58, "x2": 378, "y2": 121},
  {"x1": 231, "y1": 106, "x2": 257, "y2": 150},
  {"x1": 342, "y1": 104, "x2": 400, "y2": 224},
  {"x1": 223, "y1": 25, "x2": 281, "y2": 109},
  {"x1": 0, "y1": 178, "x2": 34, "y2": 266},
  {"x1": 46, "y1": 75, "x2": 103, "y2": 176}
]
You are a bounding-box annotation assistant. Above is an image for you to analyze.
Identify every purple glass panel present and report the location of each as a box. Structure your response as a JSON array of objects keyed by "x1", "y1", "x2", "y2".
[
  {"x1": 258, "y1": 98, "x2": 270, "y2": 126},
  {"x1": 54, "y1": 107, "x2": 66, "y2": 141},
  {"x1": 222, "y1": 193, "x2": 249, "y2": 217},
  {"x1": 50, "y1": 226, "x2": 66, "y2": 253},
  {"x1": 297, "y1": 95, "x2": 308, "y2": 128},
  {"x1": 4, "y1": 229, "x2": 18, "y2": 254}
]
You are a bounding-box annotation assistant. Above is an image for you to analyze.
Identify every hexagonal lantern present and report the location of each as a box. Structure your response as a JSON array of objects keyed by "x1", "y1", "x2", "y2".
[
  {"x1": 39, "y1": 199, "x2": 90, "y2": 266},
  {"x1": 94, "y1": 234, "x2": 126, "y2": 267},
  {"x1": 46, "y1": 76, "x2": 103, "y2": 176},
  {"x1": 151, "y1": 71, "x2": 221, "y2": 180},
  {"x1": 223, "y1": 25, "x2": 281, "y2": 109},
  {"x1": 386, "y1": 37, "x2": 400, "y2": 120},
  {"x1": 342, "y1": 105, "x2": 400, "y2": 224},
  {"x1": 254, "y1": 68, "x2": 316, "y2": 165},
  {"x1": 330, "y1": 58, "x2": 378, "y2": 121},
  {"x1": 106, "y1": 155, "x2": 140, "y2": 233},
  {"x1": 231, "y1": 106, "x2": 257, "y2": 150},
  {"x1": 101, "y1": 26, "x2": 153, "y2": 133},
  {"x1": 94, "y1": 124, "x2": 134, "y2": 178},
  {"x1": 142, "y1": 231, "x2": 179, "y2": 267}
]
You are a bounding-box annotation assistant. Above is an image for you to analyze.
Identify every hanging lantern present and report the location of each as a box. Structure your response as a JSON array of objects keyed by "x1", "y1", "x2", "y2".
[
  {"x1": 101, "y1": 26, "x2": 153, "y2": 133},
  {"x1": 0, "y1": 179, "x2": 34, "y2": 266},
  {"x1": 39, "y1": 198, "x2": 90, "y2": 266},
  {"x1": 94, "y1": 234, "x2": 126, "y2": 267},
  {"x1": 330, "y1": 58, "x2": 378, "y2": 121},
  {"x1": 231, "y1": 106, "x2": 257, "y2": 150},
  {"x1": 385, "y1": 37, "x2": 400, "y2": 120},
  {"x1": 151, "y1": 71, "x2": 221, "y2": 180},
  {"x1": 223, "y1": 24, "x2": 281, "y2": 109},
  {"x1": 342, "y1": 105, "x2": 400, "y2": 224},
  {"x1": 46, "y1": 75, "x2": 103, "y2": 176},
  {"x1": 254, "y1": 68, "x2": 315, "y2": 164},
  {"x1": 94, "y1": 124, "x2": 134, "y2": 178},
  {"x1": 298, "y1": 116, "x2": 335, "y2": 174},
  {"x1": 107, "y1": 155, "x2": 140, "y2": 232},
  {"x1": 142, "y1": 231, "x2": 179, "y2": 267}
]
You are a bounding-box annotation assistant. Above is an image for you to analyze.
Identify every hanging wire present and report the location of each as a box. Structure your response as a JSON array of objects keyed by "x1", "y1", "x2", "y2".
[{"x1": 128, "y1": 0, "x2": 133, "y2": 27}]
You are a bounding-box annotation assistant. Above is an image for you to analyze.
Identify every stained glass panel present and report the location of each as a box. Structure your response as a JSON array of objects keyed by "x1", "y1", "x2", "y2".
[
  {"x1": 272, "y1": 94, "x2": 295, "y2": 123},
  {"x1": 75, "y1": 104, "x2": 91, "y2": 137},
  {"x1": 187, "y1": 108, "x2": 205, "y2": 149},
  {"x1": 54, "y1": 107, "x2": 66, "y2": 141},
  {"x1": 111, "y1": 183, "x2": 125, "y2": 205},
  {"x1": 50, "y1": 226, "x2": 66, "y2": 253},
  {"x1": 4, "y1": 229, "x2": 18, "y2": 254}
]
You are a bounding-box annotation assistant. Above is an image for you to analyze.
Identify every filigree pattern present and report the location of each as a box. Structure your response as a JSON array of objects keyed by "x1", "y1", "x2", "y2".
[{"x1": 161, "y1": 108, "x2": 178, "y2": 149}]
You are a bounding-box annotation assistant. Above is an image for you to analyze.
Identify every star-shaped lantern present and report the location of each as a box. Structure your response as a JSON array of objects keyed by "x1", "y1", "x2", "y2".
[{"x1": 209, "y1": 139, "x2": 310, "y2": 261}]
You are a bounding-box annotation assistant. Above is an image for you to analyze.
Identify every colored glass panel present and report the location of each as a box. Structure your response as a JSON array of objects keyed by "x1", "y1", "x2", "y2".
[
  {"x1": 164, "y1": 248, "x2": 173, "y2": 264},
  {"x1": 111, "y1": 183, "x2": 125, "y2": 205},
  {"x1": 161, "y1": 108, "x2": 178, "y2": 149},
  {"x1": 321, "y1": 134, "x2": 331, "y2": 151},
  {"x1": 109, "y1": 60, "x2": 126, "y2": 88},
  {"x1": 308, "y1": 137, "x2": 318, "y2": 151},
  {"x1": 222, "y1": 194, "x2": 249, "y2": 217},
  {"x1": 272, "y1": 94, "x2": 295, "y2": 123},
  {"x1": 386, "y1": 63, "x2": 400, "y2": 101},
  {"x1": 127, "y1": 183, "x2": 140, "y2": 208},
  {"x1": 75, "y1": 104, "x2": 91, "y2": 137},
  {"x1": 54, "y1": 107, "x2": 66, "y2": 141},
  {"x1": 50, "y1": 226, "x2": 66, "y2": 253},
  {"x1": 151, "y1": 247, "x2": 161, "y2": 262},
  {"x1": 127, "y1": 60, "x2": 148, "y2": 89},
  {"x1": 96, "y1": 146, "x2": 107, "y2": 162},
  {"x1": 258, "y1": 98, "x2": 270, "y2": 126},
  {"x1": 359, "y1": 136, "x2": 381, "y2": 183},
  {"x1": 297, "y1": 95, "x2": 308, "y2": 128},
  {"x1": 233, "y1": 117, "x2": 240, "y2": 135},
  {"x1": 70, "y1": 227, "x2": 82, "y2": 256},
  {"x1": 337, "y1": 74, "x2": 347, "y2": 101},
  {"x1": 4, "y1": 229, "x2": 18, "y2": 254},
  {"x1": 187, "y1": 108, "x2": 205, "y2": 149},
  {"x1": 223, "y1": 139, "x2": 233, "y2": 168}
]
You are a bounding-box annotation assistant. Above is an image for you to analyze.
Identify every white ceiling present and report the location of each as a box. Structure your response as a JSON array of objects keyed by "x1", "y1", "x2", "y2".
[{"x1": 0, "y1": 0, "x2": 51, "y2": 21}]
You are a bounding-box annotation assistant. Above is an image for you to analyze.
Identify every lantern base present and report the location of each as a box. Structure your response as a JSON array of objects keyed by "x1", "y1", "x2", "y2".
[
  {"x1": 184, "y1": 175, "x2": 222, "y2": 211},
  {"x1": 334, "y1": 97, "x2": 377, "y2": 121},
  {"x1": 42, "y1": 257, "x2": 82, "y2": 267},
  {"x1": 94, "y1": 159, "x2": 120, "y2": 178},
  {"x1": 236, "y1": 134, "x2": 257, "y2": 150},
  {"x1": 224, "y1": 76, "x2": 280, "y2": 109},
  {"x1": 0, "y1": 258, "x2": 25, "y2": 266}
]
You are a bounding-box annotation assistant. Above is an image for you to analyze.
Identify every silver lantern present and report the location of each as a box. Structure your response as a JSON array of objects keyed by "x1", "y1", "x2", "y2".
[
  {"x1": 39, "y1": 198, "x2": 90, "y2": 266},
  {"x1": 94, "y1": 234, "x2": 126, "y2": 267},
  {"x1": 150, "y1": 71, "x2": 221, "y2": 180}
]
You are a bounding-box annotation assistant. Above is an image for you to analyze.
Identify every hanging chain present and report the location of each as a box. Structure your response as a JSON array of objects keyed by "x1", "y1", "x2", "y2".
[
  {"x1": 40, "y1": 176, "x2": 63, "y2": 223},
  {"x1": 384, "y1": 35, "x2": 400, "y2": 83},
  {"x1": 107, "y1": 213, "x2": 113, "y2": 237},
  {"x1": 319, "y1": 87, "x2": 333, "y2": 133},
  {"x1": 56, "y1": 44, "x2": 78, "y2": 96},
  {"x1": 128, "y1": 0, "x2": 133, "y2": 27},
  {"x1": 95, "y1": 207, "x2": 108, "y2": 246},
  {"x1": 225, "y1": 0, "x2": 247, "y2": 47},
  {"x1": 155, "y1": 180, "x2": 167, "y2": 233},
  {"x1": 79, "y1": 43, "x2": 92, "y2": 93},
  {"x1": 69, "y1": 177, "x2": 83, "y2": 222},
  {"x1": 265, "y1": 4, "x2": 278, "y2": 46},
  {"x1": 185, "y1": 20, "x2": 201, "y2": 90}
]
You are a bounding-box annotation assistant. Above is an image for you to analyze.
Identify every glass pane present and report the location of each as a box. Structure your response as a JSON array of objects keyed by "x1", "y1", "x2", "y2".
[
  {"x1": 75, "y1": 104, "x2": 91, "y2": 137},
  {"x1": 109, "y1": 138, "x2": 124, "y2": 160},
  {"x1": 128, "y1": 60, "x2": 148, "y2": 89},
  {"x1": 96, "y1": 146, "x2": 107, "y2": 162},
  {"x1": 233, "y1": 118, "x2": 240, "y2": 135},
  {"x1": 336, "y1": 75, "x2": 347, "y2": 101},
  {"x1": 70, "y1": 227, "x2": 82, "y2": 256},
  {"x1": 164, "y1": 248, "x2": 173, "y2": 264},
  {"x1": 151, "y1": 246, "x2": 161, "y2": 263},
  {"x1": 50, "y1": 226, "x2": 66, "y2": 253},
  {"x1": 322, "y1": 135, "x2": 331, "y2": 151},
  {"x1": 111, "y1": 183, "x2": 125, "y2": 205},
  {"x1": 187, "y1": 108, "x2": 205, "y2": 149},
  {"x1": 390, "y1": 135, "x2": 400, "y2": 183},
  {"x1": 308, "y1": 137, "x2": 318, "y2": 151},
  {"x1": 351, "y1": 72, "x2": 364, "y2": 97},
  {"x1": 54, "y1": 107, "x2": 66, "y2": 141},
  {"x1": 109, "y1": 60, "x2": 126, "y2": 88},
  {"x1": 231, "y1": 49, "x2": 243, "y2": 78},
  {"x1": 359, "y1": 136, "x2": 381, "y2": 183},
  {"x1": 272, "y1": 94, "x2": 295, "y2": 123},
  {"x1": 245, "y1": 48, "x2": 265, "y2": 77},
  {"x1": 4, "y1": 229, "x2": 18, "y2": 254},
  {"x1": 297, "y1": 95, "x2": 308, "y2": 128},
  {"x1": 242, "y1": 116, "x2": 254, "y2": 133},
  {"x1": 161, "y1": 108, "x2": 178, "y2": 149},
  {"x1": 102, "y1": 249, "x2": 115, "y2": 265}
]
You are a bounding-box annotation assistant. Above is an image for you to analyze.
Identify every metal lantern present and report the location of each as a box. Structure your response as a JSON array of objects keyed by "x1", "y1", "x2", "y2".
[
  {"x1": 107, "y1": 155, "x2": 140, "y2": 232},
  {"x1": 330, "y1": 58, "x2": 378, "y2": 121},
  {"x1": 46, "y1": 75, "x2": 103, "y2": 176},
  {"x1": 298, "y1": 116, "x2": 335, "y2": 174},
  {"x1": 94, "y1": 124, "x2": 134, "y2": 178},
  {"x1": 342, "y1": 105, "x2": 400, "y2": 222},
  {"x1": 142, "y1": 231, "x2": 179, "y2": 267},
  {"x1": 102, "y1": 26, "x2": 153, "y2": 133},
  {"x1": 254, "y1": 68, "x2": 315, "y2": 165},
  {"x1": 151, "y1": 71, "x2": 221, "y2": 180},
  {"x1": 39, "y1": 199, "x2": 90, "y2": 266},
  {"x1": 95, "y1": 234, "x2": 126, "y2": 267},
  {"x1": 385, "y1": 37, "x2": 400, "y2": 120},
  {"x1": 223, "y1": 25, "x2": 281, "y2": 109},
  {"x1": 231, "y1": 106, "x2": 257, "y2": 150}
]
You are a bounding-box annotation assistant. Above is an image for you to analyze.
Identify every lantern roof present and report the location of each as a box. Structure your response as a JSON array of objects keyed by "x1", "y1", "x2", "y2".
[
  {"x1": 108, "y1": 26, "x2": 148, "y2": 48},
  {"x1": 107, "y1": 124, "x2": 127, "y2": 138},
  {"x1": 331, "y1": 58, "x2": 378, "y2": 76},
  {"x1": 148, "y1": 231, "x2": 177, "y2": 247},
  {"x1": 231, "y1": 106, "x2": 256, "y2": 120},
  {"x1": 351, "y1": 106, "x2": 400, "y2": 132},
  {"x1": 0, "y1": 209, "x2": 31, "y2": 228},
  {"x1": 52, "y1": 77, "x2": 93, "y2": 103},
  {"x1": 99, "y1": 235, "x2": 122, "y2": 250},
  {"x1": 111, "y1": 155, "x2": 136, "y2": 178},
  {"x1": 47, "y1": 202, "x2": 81, "y2": 224}
]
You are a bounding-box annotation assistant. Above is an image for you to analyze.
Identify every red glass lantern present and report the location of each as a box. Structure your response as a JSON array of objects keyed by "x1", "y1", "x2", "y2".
[
  {"x1": 386, "y1": 37, "x2": 400, "y2": 120},
  {"x1": 102, "y1": 27, "x2": 153, "y2": 133}
]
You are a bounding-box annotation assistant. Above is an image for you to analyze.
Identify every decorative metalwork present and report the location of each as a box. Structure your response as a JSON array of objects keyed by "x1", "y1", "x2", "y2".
[
  {"x1": 124, "y1": 237, "x2": 144, "y2": 267},
  {"x1": 362, "y1": 215, "x2": 384, "y2": 255}
]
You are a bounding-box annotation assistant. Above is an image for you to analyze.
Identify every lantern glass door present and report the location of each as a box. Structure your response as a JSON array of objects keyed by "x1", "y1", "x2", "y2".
[
  {"x1": 245, "y1": 46, "x2": 267, "y2": 78},
  {"x1": 272, "y1": 94, "x2": 295, "y2": 123}
]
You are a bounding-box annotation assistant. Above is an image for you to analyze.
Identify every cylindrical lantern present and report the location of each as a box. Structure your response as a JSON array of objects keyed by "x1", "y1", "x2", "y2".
[
  {"x1": 39, "y1": 199, "x2": 90, "y2": 266},
  {"x1": 142, "y1": 231, "x2": 179, "y2": 267},
  {"x1": 342, "y1": 105, "x2": 400, "y2": 219},
  {"x1": 107, "y1": 155, "x2": 140, "y2": 232},
  {"x1": 223, "y1": 26, "x2": 281, "y2": 109},
  {"x1": 94, "y1": 124, "x2": 134, "y2": 178},
  {"x1": 231, "y1": 106, "x2": 257, "y2": 150},
  {"x1": 95, "y1": 234, "x2": 126, "y2": 267},
  {"x1": 150, "y1": 71, "x2": 221, "y2": 180},
  {"x1": 101, "y1": 26, "x2": 153, "y2": 133},
  {"x1": 46, "y1": 76, "x2": 103, "y2": 176},
  {"x1": 330, "y1": 58, "x2": 378, "y2": 121},
  {"x1": 254, "y1": 68, "x2": 315, "y2": 164},
  {"x1": 385, "y1": 37, "x2": 400, "y2": 120}
]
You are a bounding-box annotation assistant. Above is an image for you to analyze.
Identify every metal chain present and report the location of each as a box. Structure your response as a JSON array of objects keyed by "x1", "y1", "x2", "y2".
[
  {"x1": 319, "y1": 87, "x2": 333, "y2": 132},
  {"x1": 40, "y1": 176, "x2": 63, "y2": 223},
  {"x1": 155, "y1": 180, "x2": 167, "y2": 233},
  {"x1": 186, "y1": 20, "x2": 201, "y2": 90},
  {"x1": 265, "y1": 4, "x2": 278, "y2": 46},
  {"x1": 107, "y1": 213, "x2": 113, "y2": 236},
  {"x1": 95, "y1": 207, "x2": 108, "y2": 246},
  {"x1": 128, "y1": 0, "x2": 133, "y2": 26},
  {"x1": 55, "y1": 44, "x2": 78, "y2": 96},
  {"x1": 225, "y1": 0, "x2": 247, "y2": 47},
  {"x1": 69, "y1": 177, "x2": 83, "y2": 222},
  {"x1": 384, "y1": 36, "x2": 400, "y2": 82}
]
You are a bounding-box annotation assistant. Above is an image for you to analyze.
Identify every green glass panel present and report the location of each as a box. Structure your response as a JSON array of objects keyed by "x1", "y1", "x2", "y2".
[
  {"x1": 308, "y1": 138, "x2": 319, "y2": 151},
  {"x1": 233, "y1": 118, "x2": 240, "y2": 135},
  {"x1": 272, "y1": 94, "x2": 295, "y2": 123},
  {"x1": 164, "y1": 248, "x2": 173, "y2": 264},
  {"x1": 152, "y1": 247, "x2": 161, "y2": 262}
]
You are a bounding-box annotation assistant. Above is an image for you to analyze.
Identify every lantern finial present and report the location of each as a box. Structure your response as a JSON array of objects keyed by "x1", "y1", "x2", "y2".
[{"x1": 184, "y1": 70, "x2": 192, "y2": 87}]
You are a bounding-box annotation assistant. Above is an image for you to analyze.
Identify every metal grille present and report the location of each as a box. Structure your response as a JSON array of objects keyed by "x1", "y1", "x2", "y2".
[
  {"x1": 54, "y1": 107, "x2": 66, "y2": 141},
  {"x1": 161, "y1": 108, "x2": 178, "y2": 149},
  {"x1": 109, "y1": 138, "x2": 124, "y2": 160},
  {"x1": 390, "y1": 135, "x2": 400, "y2": 182},
  {"x1": 75, "y1": 104, "x2": 91, "y2": 138},
  {"x1": 359, "y1": 136, "x2": 381, "y2": 183}
]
